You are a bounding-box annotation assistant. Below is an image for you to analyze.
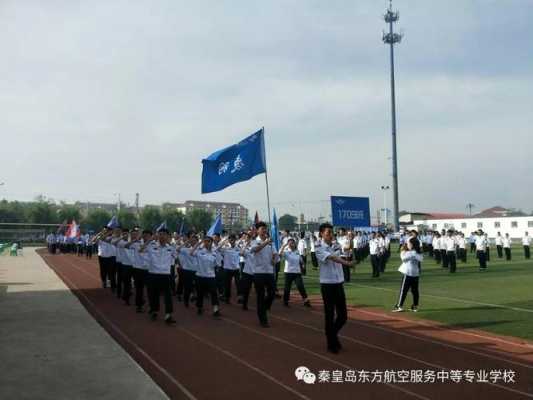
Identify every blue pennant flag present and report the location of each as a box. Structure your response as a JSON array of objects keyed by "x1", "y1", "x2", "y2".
[
  {"x1": 107, "y1": 216, "x2": 120, "y2": 229},
  {"x1": 271, "y1": 209, "x2": 280, "y2": 252},
  {"x1": 201, "y1": 128, "x2": 267, "y2": 194},
  {"x1": 207, "y1": 214, "x2": 223, "y2": 237},
  {"x1": 156, "y1": 221, "x2": 168, "y2": 232}
]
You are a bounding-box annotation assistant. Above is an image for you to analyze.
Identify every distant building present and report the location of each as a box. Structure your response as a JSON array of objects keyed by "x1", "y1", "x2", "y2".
[
  {"x1": 173, "y1": 200, "x2": 249, "y2": 228},
  {"x1": 399, "y1": 212, "x2": 467, "y2": 225},
  {"x1": 75, "y1": 202, "x2": 118, "y2": 216}
]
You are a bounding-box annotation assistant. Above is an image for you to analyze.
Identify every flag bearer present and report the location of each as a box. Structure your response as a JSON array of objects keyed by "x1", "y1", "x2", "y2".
[{"x1": 251, "y1": 222, "x2": 277, "y2": 328}]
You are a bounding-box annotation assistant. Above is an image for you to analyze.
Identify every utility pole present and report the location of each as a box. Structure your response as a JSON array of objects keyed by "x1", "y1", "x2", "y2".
[
  {"x1": 466, "y1": 203, "x2": 475, "y2": 216},
  {"x1": 381, "y1": 185, "x2": 390, "y2": 227},
  {"x1": 383, "y1": 0, "x2": 403, "y2": 232}
]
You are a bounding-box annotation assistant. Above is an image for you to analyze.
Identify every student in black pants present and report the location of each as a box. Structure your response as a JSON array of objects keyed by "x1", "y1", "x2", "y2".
[
  {"x1": 523, "y1": 232, "x2": 531, "y2": 259},
  {"x1": 475, "y1": 230, "x2": 488, "y2": 271},
  {"x1": 239, "y1": 232, "x2": 255, "y2": 311},
  {"x1": 279, "y1": 239, "x2": 311, "y2": 307},
  {"x1": 128, "y1": 229, "x2": 152, "y2": 312},
  {"x1": 251, "y1": 222, "x2": 276, "y2": 328},
  {"x1": 315, "y1": 223, "x2": 354, "y2": 354},
  {"x1": 142, "y1": 228, "x2": 176, "y2": 324},
  {"x1": 393, "y1": 238, "x2": 422, "y2": 312},
  {"x1": 191, "y1": 236, "x2": 221, "y2": 317},
  {"x1": 176, "y1": 234, "x2": 199, "y2": 308},
  {"x1": 218, "y1": 234, "x2": 241, "y2": 304}
]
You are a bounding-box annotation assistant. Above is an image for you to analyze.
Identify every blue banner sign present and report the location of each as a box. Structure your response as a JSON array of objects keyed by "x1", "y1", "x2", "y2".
[{"x1": 331, "y1": 196, "x2": 370, "y2": 228}]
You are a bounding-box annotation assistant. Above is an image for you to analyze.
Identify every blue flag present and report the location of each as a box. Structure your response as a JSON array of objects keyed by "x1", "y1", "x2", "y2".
[
  {"x1": 271, "y1": 209, "x2": 280, "y2": 252},
  {"x1": 201, "y1": 129, "x2": 267, "y2": 194},
  {"x1": 107, "y1": 216, "x2": 120, "y2": 229},
  {"x1": 207, "y1": 214, "x2": 223, "y2": 237},
  {"x1": 156, "y1": 221, "x2": 167, "y2": 232}
]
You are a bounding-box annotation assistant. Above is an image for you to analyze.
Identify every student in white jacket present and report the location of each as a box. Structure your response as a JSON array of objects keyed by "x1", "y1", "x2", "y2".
[{"x1": 392, "y1": 238, "x2": 423, "y2": 313}]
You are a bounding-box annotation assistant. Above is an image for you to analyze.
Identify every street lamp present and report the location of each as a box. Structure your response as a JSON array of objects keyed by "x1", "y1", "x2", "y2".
[{"x1": 380, "y1": 185, "x2": 391, "y2": 226}]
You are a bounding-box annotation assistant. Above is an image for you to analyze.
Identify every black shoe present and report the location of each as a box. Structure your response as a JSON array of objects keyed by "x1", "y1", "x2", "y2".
[
  {"x1": 242, "y1": 305, "x2": 248, "y2": 311},
  {"x1": 224, "y1": 299, "x2": 230, "y2": 304},
  {"x1": 197, "y1": 308, "x2": 203, "y2": 315},
  {"x1": 335, "y1": 337, "x2": 343, "y2": 350},
  {"x1": 176, "y1": 295, "x2": 182, "y2": 302},
  {"x1": 124, "y1": 298, "x2": 130, "y2": 306},
  {"x1": 165, "y1": 316, "x2": 176, "y2": 325},
  {"x1": 184, "y1": 302, "x2": 189, "y2": 308},
  {"x1": 327, "y1": 346, "x2": 339, "y2": 354},
  {"x1": 274, "y1": 293, "x2": 282, "y2": 299},
  {"x1": 237, "y1": 297, "x2": 243, "y2": 304},
  {"x1": 283, "y1": 302, "x2": 290, "y2": 308},
  {"x1": 136, "y1": 306, "x2": 143, "y2": 313},
  {"x1": 102, "y1": 282, "x2": 107, "y2": 289},
  {"x1": 213, "y1": 309, "x2": 221, "y2": 317},
  {"x1": 303, "y1": 300, "x2": 311, "y2": 308},
  {"x1": 150, "y1": 312, "x2": 157, "y2": 321},
  {"x1": 260, "y1": 321, "x2": 270, "y2": 328}
]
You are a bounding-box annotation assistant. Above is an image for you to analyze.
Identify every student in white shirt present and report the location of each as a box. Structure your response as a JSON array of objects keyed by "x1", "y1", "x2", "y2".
[
  {"x1": 297, "y1": 231, "x2": 308, "y2": 276},
  {"x1": 457, "y1": 233, "x2": 467, "y2": 263},
  {"x1": 393, "y1": 238, "x2": 423, "y2": 312},
  {"x1": 495, "y1": 232, "x2": 504, "y2": 258},
  {"x1": 315, "y1": 223, "x2": 355, "y2": 354},
  {"x1": 239, "y1": 231, "x2": 255, "y2": 311},
  {"x1": 126, "y1": 228, "x2": 149, "y2": 312},
  {"x1": 369, "y1": 233, "x2": 380, "y2": 277},
  {"x1": 432, "y1": 233, "x2": 442, "y2": 265},
  {"x1": 503, "y1": 233, "x2": 512, "y2": 261},
  {"x1": 141, "y1": 228, "x2": 177, "y2": 324},
  {"x1": 191, "y1": 235, "x2": 221, "y2": 317},
  {"x1": 176, "y1": 233, "x2": 199, "y2": 308},
  {"x1": 310, "y1": 234, "x2": 319, "y2": 270},
  {"x1": 444, "y1": 230, "x2": 457, "y2": 273},
  {"x1": 279, "y1": 238, "x2": 311, "y2": 308},
  {"x1": 114, "y1": 228, "x2": 133, "y2": 304},
  {"x1": 336, "y1": 228, "x2": 353, "y2": 282},
  {"x1": 251, "y1": 222, "x2": 277, "y2": 328},
  {"x1": 218, "y1": 234, "x2": 241, "y2": 304},
  {"x1": 475, "y1": 230, "x2": 488, "y2": 270},
  {"x1": 523, "y1": 232, "x2": 531, "y2": 260}
]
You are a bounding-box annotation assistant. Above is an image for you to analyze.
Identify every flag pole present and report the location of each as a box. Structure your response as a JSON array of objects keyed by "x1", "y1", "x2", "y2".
[{"x1": 262, "y1": 126, "x2": 272, "y2": 227}]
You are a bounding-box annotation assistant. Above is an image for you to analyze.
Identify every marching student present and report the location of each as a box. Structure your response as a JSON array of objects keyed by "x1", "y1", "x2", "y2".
[
  {"x1": 336, "y1": 228, "x2": 352, "y2": 282},
  {"x1": 212, "y1": 233, "x2": 225, "y2": 299},
  {"x1": 251, "y1": 221, "x2": 277, "y2": 328},
  {"x1": 191, "y1": 235, "x2": 221, "y2": 317},
  {"x1": 113, "y1": 228, "x2": 132, "y2": 303},
  {"x1": 46, "y1": 233, "x2": 55, "y2": 253},
  {"x1": 376, "y1": 232, "x2": 387, "y2": 273},
  {"x1": 523, "y1": 232, "x2": 531, "y2": 259},
  {"x1": 503, "y1": 233, "x2": 512, "y2": 261},
  {"x1": 392, "y1": 237, "x2": 423, "y2": 312},
  {"x1": 315, "y1": 223, "x2": 355, "y2": 354},
  {"x1": 141, "y1": 228, "x2": 176, "y2": 324},
  {"x1": 369, "y1": 232, "x2": 380, "y2": 277},
  {"x1": 218, "y1": 234, "x2": 241, "y2": 304},
  {"x1": 439, "y1": 231, "x2": 448, "y2": 269},
  {"x1": 457, "y1": 233, "x2": 467, "y2": 263},
  {"x1": 475, "y1": 230, "x2": 488, "y2": 270},
  {"x1": 297, "y1": 231, "x2": 308, "y2": 276},
  {"x1": 239, "y1": 231, "x2": 255, "y2": 311},
  {"x1": 128, "y1": 229, "x2": 152, "y2": 313},
  {"x1": 432, "y1": 232, "x2": 442, "y2": 265},
  {"x1": 279, "y1": 238, "x2": 311, "y2": 308},
  {"x1": 485, "y1": 233, "x2": 492, "y2": 262},
  {"x1": 176, "y1": 233, "x2": 199, "y2": 308},
  {"x1": 495, "y1": 232, "x2": 504, "y2": 258},
  {"x1": 469, "y1": 233, "x2": 477, "y2": 253},
  {"x1": 92, "y1": 227, "x2": 112, "y2": 289},
  {"x1": 444, "y1": 230, "x2": 457, "y2": 273},
  {"x1": 310, "y1": 233, "x2": 319, "y2": 270}
]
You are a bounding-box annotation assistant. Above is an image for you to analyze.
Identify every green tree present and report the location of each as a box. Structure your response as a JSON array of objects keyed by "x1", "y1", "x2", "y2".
[
  {"x1": 139, "y1": 206, "x2": 162, "y2": 230},
  {"x1": 185, "y1": 209, "x2": 213, "y2": 233},
  {"x1": 83, "y1": 209, "x2": 112, "y2": 232},
  {"x1": 278, "y1": 214, "x2": 297, "y2": 231},
  {"x1": 0, "y1": 200, "x2": 26, "y2": 223},
  {"x1": 161, "y1": 206, "x2": 185, "y2": 233},
  {"x1": 117, "y1": 209, "x2": 138, "y2": 229},
  {"x1": 57, "y1": 203, "x2": 81, "y2": 223},
  {"x1": 27, "y1": 201, "x2": 59, "y2": 224}
]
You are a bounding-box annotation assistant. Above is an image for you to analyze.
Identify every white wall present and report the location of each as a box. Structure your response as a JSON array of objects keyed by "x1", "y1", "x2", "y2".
[{"x1": 412, "y1": 216, "x2": 533, "y2": 239}]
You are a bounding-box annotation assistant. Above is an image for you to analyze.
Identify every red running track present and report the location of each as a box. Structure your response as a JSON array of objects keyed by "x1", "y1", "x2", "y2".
[{"x1": 39, "y1": 251, "x2": 533, "y2": 400}]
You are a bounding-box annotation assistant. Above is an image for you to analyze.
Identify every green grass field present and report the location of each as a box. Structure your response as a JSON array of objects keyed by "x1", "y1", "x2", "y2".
[{"x1": 300, "y1": 245, "x2": 533, "y2": 341}]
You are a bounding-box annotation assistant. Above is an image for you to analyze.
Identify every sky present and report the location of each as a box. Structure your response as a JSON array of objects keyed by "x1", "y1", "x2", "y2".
[{"x1": 1, "y1": 0, "x2": 532, "y2": 222}]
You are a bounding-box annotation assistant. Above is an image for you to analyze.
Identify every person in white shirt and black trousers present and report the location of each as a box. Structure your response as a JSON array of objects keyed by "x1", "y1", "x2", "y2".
[
  {"x1": 495, "y1": 232, "x2": 504, "y2": 258},
  {"x1": 315, "y1": 223, "x2": 355, "y2": 354},
  {"x1": 444, "y1": 230, "x2": 457, "y2": 273},
  {"x1": 523, "y1": 232, "x2": 531, "y2": 259},
  {"x1": 393, "y1": 237, "x2": 423, "y2": 312},
  {"x1": 475, "y1": 230, "x2": 488, "y2": 270},
  {"x1": 191, "y1": 235, "x2": 221, "y2": 317},
  {"x1": 251, "y1": 222, "x2": 277, "y2": 328},
  {"x1": 503, "y1": 233, "x2": 512, "y2": 261},
  {"x1": 279, "y1": 238, "x2": 311, "y2": 308},
  {"x1": 141, "y1": 228, "x2": 177, "y2": 324}
]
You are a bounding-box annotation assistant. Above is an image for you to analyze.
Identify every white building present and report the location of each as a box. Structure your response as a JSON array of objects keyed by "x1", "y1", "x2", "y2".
[{"x1": 411, "y1": 216, "x2": 533, "y2": 239}]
